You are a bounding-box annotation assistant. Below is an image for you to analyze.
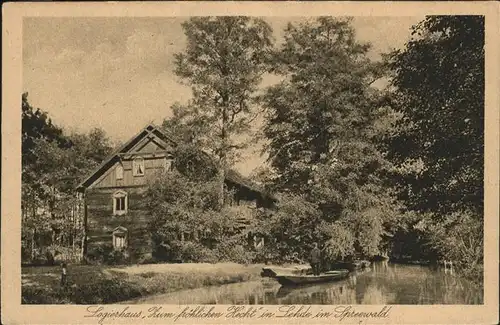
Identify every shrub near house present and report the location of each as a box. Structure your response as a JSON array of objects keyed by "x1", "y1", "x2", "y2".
[{"x1": 77, "y1": 124, "x2": 275, "y2": 264}]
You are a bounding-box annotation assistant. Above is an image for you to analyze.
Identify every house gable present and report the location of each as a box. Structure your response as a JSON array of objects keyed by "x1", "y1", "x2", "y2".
[
  {"x1": 77, "y1": 124, "x2": 177, "y2": 191},
  {"x1": 128, "y1": 132, "x2": 172, "y2": 154}
]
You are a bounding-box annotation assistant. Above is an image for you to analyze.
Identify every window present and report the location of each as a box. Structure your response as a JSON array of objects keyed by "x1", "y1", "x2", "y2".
[
  {"x1": 113, "y1": 190, "x2": 128, "y2": 215},
  {"x1": 133, "y1": 157, "x2": 145, "y2": 176},
  {"x1": 112, "y1": 226, "x2": 128, "y2": 250},
  {"x1": 116, "y1": 163, "x2": 124, "y2": 180},
  {"x1": 114, "y1": 234, "x2": 127, "y2": 249}
]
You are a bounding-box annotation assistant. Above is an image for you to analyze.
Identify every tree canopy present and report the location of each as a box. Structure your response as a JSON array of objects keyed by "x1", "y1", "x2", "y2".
[
  {"x1": 385, "y1": 16, "x2": 484, "y2": 216},
  {"x1": 145, "y1": 149, "x2": 257, "y2": 264},
  {"x1": 172, "y1": 17, "x2": 274, "y2": 165},
  {"x1": 259, "y1": 18, "x2": 399, "y2": 260}
]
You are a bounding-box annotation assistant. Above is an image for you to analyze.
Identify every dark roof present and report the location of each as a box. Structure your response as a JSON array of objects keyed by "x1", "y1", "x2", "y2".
[
  {"x1": 225, "y1": 168, "x2": 271, "y2": 197},
  {"x1": 76, "y1": 124, "x2": 276, "y2": 201}
]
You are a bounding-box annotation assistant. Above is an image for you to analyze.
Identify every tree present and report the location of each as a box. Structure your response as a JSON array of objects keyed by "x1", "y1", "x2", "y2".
[
  {"x1": 385, "y1": 16, "x2": 484, "y2": 281},
  {"x1": 256, "y1": 194, "x2": 323, "y2": 263},
  {"x1": 65, "y1": 127, "x2": 114, "y2": 189},
  {"x1": 22, "y1": 94, "x2": 76, "y2": 262},
  {"x1": 70, "y1": 128, "x2": 113, "y2": 165},
  {"x1": 161, "y1": 103, "x2": 211, "y2": 146},
  {"x1": 173, "y1": 17, "x2": 274, "y2": 205},
  {"x1": 22, "y1": 93, "x2": 70, "y2": 193},
  {"x1": 261, "y1": 18, "x2": 398, "y2": 258},
  {"x1": 145, "y1": 146, "x2": 253, "y2": 263},
  {"x1": 385, "y1": 16, "x2": 484, "y2": 216},
  {"x1": 21, "y1": 93, "x2": 114, "y2": 263},
  {"x1": 262, "y1": 18, "x2": 388, "y2": 192},
  {"x1": 247, "y1": 166, "x2": 276, "y2": 191}
]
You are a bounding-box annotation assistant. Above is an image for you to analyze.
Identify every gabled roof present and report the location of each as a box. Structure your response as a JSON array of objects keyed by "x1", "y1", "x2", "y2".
[
  {"x1": 76, "y1": 124, "x2": 276, "y2": 201},
  {"x1": 76, "y1": 124, "x2": 176, "y2": 191}
]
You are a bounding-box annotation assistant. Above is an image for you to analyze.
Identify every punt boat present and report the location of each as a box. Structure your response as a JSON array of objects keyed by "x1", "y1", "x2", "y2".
[{"x1": 261, "y1": 266, "x2": 311, "y2": 278}]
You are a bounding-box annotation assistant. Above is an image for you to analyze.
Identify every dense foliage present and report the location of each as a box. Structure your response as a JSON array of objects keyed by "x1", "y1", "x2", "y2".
[
  {"x1": 259, "y1": 18, "x2": 399, "y2": 261},
  {"x1": 385, "y1": 16, "x2": 484, "y2": 281},
  {"x1": 145, "y1": 145, "x2": 256, "y2": 264},
  {"x1": 21, "y1": 93, "x2": 114, "y2": 264},
  {"x1": 386, "y1": 16, "x2": 484, "y2": 215}
]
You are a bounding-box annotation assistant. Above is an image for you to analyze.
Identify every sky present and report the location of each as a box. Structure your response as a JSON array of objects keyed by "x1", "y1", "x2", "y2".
[{"x1": 23, "y1": 16, "x2": 423, "y2": 176}]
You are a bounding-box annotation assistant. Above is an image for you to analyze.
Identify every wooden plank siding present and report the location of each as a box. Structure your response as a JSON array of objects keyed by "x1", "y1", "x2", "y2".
[
  {"x1": 91, "y1": 157, "x2": 168, "y2": 189},
  {"x1": 85, "y1": 144, "x2": 173, "y2": 262},
  {"x1": 85, "y1": 187, "x2": 153, "y2": 262}
]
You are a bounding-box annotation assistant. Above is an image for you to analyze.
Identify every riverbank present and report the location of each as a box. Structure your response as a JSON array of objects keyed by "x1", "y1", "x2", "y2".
[
  {"x1": 118, "y1": 262, "x2": 484, "y2": 305},
  {"x1": 22, "y1": 263, "x2": 264, "y2": 304}
]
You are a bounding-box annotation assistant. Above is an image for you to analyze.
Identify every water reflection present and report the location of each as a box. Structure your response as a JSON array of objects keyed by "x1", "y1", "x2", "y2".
[{"x1": 126, "y1": 262, "x2": 483, "y2": 305}]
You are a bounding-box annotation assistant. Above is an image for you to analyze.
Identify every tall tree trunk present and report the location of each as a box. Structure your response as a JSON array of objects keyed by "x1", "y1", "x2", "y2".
[
  {"x1": 218, "y1": 96, "x2": 229, "y2": 209},
  {"x1": 218, "y1": 166, "x2": 226, "y2": 209},
  {"x1": 31, "y1": 196, "x2": 36, "y2": 261}
]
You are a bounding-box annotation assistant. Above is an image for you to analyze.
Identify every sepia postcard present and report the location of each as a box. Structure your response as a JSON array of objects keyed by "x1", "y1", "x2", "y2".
[{"x1": 2, "y1": 1, "x2": 499, "y2": 324}]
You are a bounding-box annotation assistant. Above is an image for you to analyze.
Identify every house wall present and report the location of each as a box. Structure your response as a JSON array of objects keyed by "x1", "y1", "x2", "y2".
[
  {"x1": 85, "y1": 186, "x2": 152, "y2": 262},
  {"x1": 85, "y1": 148, "x2": 168, "y2": 262}
]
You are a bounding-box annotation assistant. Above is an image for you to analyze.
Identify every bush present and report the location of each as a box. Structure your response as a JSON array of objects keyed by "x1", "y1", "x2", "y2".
[
  {"x1": 71, "y1": 278, "x2": 141, "y2": 304},
  {"x1": 47, "y1": 245, "x2": 82, "y2": 263},
  {"x1": 86, "y1": 244, "x2": 130, "y2": 265},
  {"x1": 23, "y1": 248, "x2": 55, "y2": 266},
  {"x1": 254, "y1": 194, "x2": 324, "y2": 263},
  {"x1": 215, "y1": 241, "x2": 255, "y2": 264},
  {"x1": 151, "y1": 239, "x2": 176, "y2": 262},
  {"x1": 176, "y1": 241, "x2": 218, "y2": 263},
  {"x1": 321, "y1": 222, "x2": 356, "y2": 262},
  {"x1": 105, "y1": 250, "x2": 129, "y2": 265},
  {"x1": 172, "y1": 144, "x2": 219, "y2": 182},
  {"x1": 422, "y1": 210, "x2": 483, "y2": 283},
  {"x1": 86, "y1": 244, "x2": 113, "y2": 264},
  {"x1": 137, "y1": 255, "x2": 157, "y2": 265},
  {"x1": 253, "y1": 245, "x2": 279, "y2": 264},
  {"x1": 152, "y1": 240, "x2": 217, "y2": 263}
]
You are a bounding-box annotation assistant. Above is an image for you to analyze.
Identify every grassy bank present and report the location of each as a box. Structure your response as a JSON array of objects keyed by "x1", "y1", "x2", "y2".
[{"x1": 22, "y1": 263, "x2": 264, "y2": 304}]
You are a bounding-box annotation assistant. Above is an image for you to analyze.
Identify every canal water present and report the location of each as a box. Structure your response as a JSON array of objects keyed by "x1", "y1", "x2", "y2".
[{"x1": 128, "y1": 261, "x2": 483, "y2": 305}]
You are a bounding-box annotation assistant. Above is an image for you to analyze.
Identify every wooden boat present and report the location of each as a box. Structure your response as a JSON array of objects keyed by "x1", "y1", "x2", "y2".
[
  {"x1": 275, "y1": 269, "x2": 350, "y2": 286},
  {"x1": 261, "y1": 266, "x2": 311, "y2": 278}
]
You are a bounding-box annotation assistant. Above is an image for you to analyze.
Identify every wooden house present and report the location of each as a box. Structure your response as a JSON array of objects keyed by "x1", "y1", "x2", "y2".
[{"x1": 76, "y1": 124, "x2": 275, "y2": 263}]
